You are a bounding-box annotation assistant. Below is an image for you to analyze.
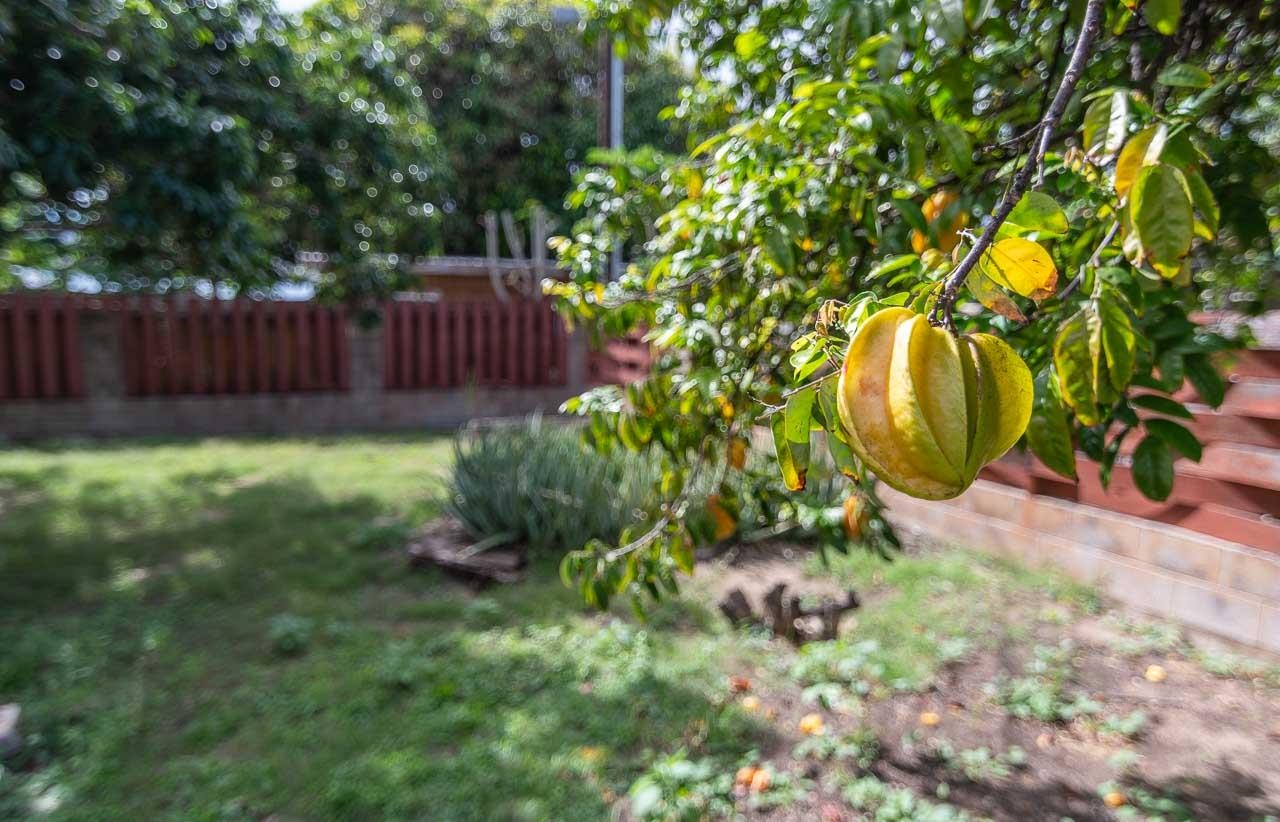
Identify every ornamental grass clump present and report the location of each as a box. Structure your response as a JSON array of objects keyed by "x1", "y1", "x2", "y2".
[{"x1": 445, "y1": 417, "x2": 662, "y2": 554}]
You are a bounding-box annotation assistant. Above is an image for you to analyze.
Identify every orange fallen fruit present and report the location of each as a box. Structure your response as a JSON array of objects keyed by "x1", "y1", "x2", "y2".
[
  {"x1": 1104, "y1": 790, "x2": 1127, "y2": 808},
  {"x1": 741, "y1": 695, "x2": 762, "y2": 712},
  {"x1": 799, "y1": 713, "x2": 826, "y2": 735},
  {"x1": 1144, "y1": 664, "x2": 1167, "y2": 683},
  {"x1": 919, "y1": 711, "x2": 941, "y2": 727},
  {"x1": 749, "y1": 769, "x2": 772, "y2": 793}
]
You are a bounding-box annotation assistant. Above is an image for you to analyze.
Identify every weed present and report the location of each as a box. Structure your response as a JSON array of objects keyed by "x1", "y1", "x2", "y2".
[
  {"x1": 793, "y1": 727, "x2": 881, "y2": 770},
  {"x1": 627, "y1": 749, "x2": 807, "y2": 820},
  {"x1": 992, "y1": 641, "x2": 1101, "y2": 723},
  {"x1": 268, "y1": 613, "x2": 314, "y2": 656},
  {"x1": 1098, "y1": 780, "x2": 1194, "y2": 821},
  {"x1": 1098, "y1": 710, "x2": 1148, "y2": 740},
  {"x1": 842, "y1": 774, "x2": 974, "y2": 821},
  {"x1": 922, "y1": 740, "x2": 1027, "y2": 782}
]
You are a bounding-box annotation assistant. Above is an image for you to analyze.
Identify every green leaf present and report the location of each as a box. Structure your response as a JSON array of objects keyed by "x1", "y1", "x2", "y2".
[
  {"x1": 1184, "y1": 170, "x2": 1220, "y2": 239},
  {"x1": 1082, "y1": 90, "x2": 1128, "y2": 158},
  {"x1": 1143, "y1": 0, "x2": 1182, "y2": 36},
  {"x1": 926, "y1": 0, "x2": 967, "y2": 46},
  {"x1": 772, "y1": 386, "x2": 816, "y2": 492},
  {"x1": 1003, "y1": 191, "x2": 1069, "y2": 237},
  {"x1": 1130, "y1": 163, "x2": 1193, "y2": 269},
  {"x1": 1097, "y1": 289, "x2": 1136, "y2": 394},
  {"x1": 1028, "y1": 369, "x2": 1077, "y2": 480},
  {"x1": 1144, "y1": 418, "x2": 1202, "y2": 462},
  {"x1": 734, "y1": 29, "x2": 768, "y2": 59},
  {"x1": 1130, "y1": 394, "x2": 1193, "y2": 419},
  {"x1": 1054, "y1": 311, "x2": 1103, "y2": 426},
  {"x1": 817, "y1": 380, "x2": 860, "y2": 479},
  {"x1": 1131, "y1": 436, "x2": 1175, "y2": 501},
  {"x1": 1156, "y1": 62, "x2": 1211, "y2": 89},
  {"x1": 764, "y1": 226, "x2": 796, "y2": 273},
  {"x1": 935, "y1": 122, "x2": 973, "y2": 175},
  {"x1": 891, "y1": 198, "x2": 929, "y2": 235},
  {"x1": 1183, "y1": 353, "x2": 1225, "y2": 407}
]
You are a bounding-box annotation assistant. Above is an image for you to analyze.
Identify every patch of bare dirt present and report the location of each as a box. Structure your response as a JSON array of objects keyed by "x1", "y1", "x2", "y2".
[{"x1": 702, "y1": 548, "x2": 1280, "y2": 821}]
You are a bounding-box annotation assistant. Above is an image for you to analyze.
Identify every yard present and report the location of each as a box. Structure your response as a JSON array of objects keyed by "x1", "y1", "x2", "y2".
[{"x1": 1, "y1": 437, "x2": 1278, "y2": 821}]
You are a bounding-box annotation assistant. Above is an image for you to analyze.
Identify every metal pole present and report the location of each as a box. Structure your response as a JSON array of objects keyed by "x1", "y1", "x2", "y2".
[{"x1": 608, "y1": 37, "x2": 624, "y2": 280}]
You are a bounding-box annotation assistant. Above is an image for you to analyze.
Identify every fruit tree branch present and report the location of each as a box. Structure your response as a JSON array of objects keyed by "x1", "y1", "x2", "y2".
[{"x1": 928, "y1": 0, "x2": 1106, "y2": 331}]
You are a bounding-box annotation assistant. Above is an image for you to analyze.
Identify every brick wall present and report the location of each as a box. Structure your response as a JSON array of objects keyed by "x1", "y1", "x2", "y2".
[{"x1": 0, "y1": 309, "x2": 589, "y2": 439}]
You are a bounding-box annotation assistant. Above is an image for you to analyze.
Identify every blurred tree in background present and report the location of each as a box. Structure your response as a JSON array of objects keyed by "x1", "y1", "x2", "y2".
[
  {"x1": 313, "y1": 0, "x2": 687, "y2": 254},
  {"x1": 0, "y1": 0, "x2": 687, "y2": 296}
]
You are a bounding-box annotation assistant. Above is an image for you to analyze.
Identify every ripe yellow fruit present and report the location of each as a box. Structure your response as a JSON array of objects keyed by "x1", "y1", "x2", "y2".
[
  {"x1": 735, "y1": 766, "x2": 758, "y2": 787},
  {"x1": 749, "y1": 769, "x2": 772, "y2": 793},
  {"x1": 919, "y1": 711, "x2": 941, "y2": 727},
  {"x1": 741, "y1": 695, "x2": 762, "y2": 712},
  {"x1": 911, "y1": 191, "x2": 968, "y2": 254},
  {"x1": 1144, "y1": 664, "x2": 1167, "y2": 683},
  {"x1": 836, "y1": 308, "x2": 1033, "y2": 500},
  {"x1": 728, "y1": 438, "x2": 748, "y2": 470},
  {"x1": 706, "y1": 494, "x2": 738, "y2": 542}
]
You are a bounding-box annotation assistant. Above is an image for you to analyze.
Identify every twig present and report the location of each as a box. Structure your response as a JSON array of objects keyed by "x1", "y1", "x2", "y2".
[{"x1": 928, "y1": 0, "x2": 1107, "y2": 332}]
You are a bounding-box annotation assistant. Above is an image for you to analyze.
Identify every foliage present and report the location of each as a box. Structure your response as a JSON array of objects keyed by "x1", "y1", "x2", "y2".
[
  {"x1": 306, "y1": 0, "x2": 687, "y2": 254},
  {"x1": 792, "y1": 727, "x2": 881, "y2": 770},
  {"x1": 993, "y1": 641, "x2": 1101, "y2": 723},
  {"x1": 0, "y1": 0, "x2": 446, "y2": 299},
  {"x1": 921, "y1": 740, "x2": 1027, "y2": 783},
  {"x1": 841, "y1": 775, "x2": 974, "y2": 821},
  {"x1": 548, "y1": 0, "x2": 1278, "y2": 604},
  {"x1": 268, "y1": 613, "x2": 315, "y2": 657},
  {"x1": 445, "y1": 417, "x2": 662, "y2": 554}
]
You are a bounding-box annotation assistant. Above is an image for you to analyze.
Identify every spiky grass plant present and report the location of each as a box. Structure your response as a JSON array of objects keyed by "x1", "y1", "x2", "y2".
[{"x1": 445, "y1": 417, "x2": 663, "y2": 555}]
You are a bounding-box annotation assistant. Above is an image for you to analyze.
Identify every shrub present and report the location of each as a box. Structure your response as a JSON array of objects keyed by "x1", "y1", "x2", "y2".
[
  {"x1": 268, "y1": 614, "x2": 314, "y2": 657},
  {"x1": 445, "y1": 417, "x2": 662, "y2": 554}
]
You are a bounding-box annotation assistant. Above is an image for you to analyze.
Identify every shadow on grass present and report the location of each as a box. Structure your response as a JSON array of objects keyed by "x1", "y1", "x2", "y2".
[{"x1": 0, "y1": 466, "x2": 395, "y2": 617}]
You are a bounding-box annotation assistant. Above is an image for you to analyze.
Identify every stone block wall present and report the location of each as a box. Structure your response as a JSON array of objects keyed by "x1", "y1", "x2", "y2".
[{"x1": 882, "y1": 480, "x2": 1280, "y2": 654}]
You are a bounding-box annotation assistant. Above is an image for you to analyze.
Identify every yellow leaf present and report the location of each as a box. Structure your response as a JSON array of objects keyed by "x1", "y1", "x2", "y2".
[
  {"x1": 979, "y1": 237, "x2": 1058, "y2": 301},
  {"x1": 1114, "y1": 125, "x2": 1167, "y2": 201},
  {"x1": 967, "y1": 268, "x2": 1028, "y2": 323}
]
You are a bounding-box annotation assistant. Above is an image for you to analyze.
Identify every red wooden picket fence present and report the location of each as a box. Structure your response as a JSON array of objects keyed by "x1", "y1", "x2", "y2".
[
  {"x1": 0, "y1": 292, "x2": 84, "y2": 400},
  {"x1": 978, "y1": 315, "x2": 1280, "y2": 553},
  {"x1": 381, "y1": 298, "x2": 568, "y2": 389},
  {"x1": 119, "y1": 297, "x2": 349, "y2": 396}
]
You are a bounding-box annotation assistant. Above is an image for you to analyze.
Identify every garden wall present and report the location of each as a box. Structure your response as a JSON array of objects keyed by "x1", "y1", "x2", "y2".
[{"x1": 0, "y1": 292, "x2": 592, "y2": 439}]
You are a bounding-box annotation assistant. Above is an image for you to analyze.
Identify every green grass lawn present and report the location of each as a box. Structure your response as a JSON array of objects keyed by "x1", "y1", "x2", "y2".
[
  {"x1": 0, "y1": 436, "x2": 768, "y2": 821},
  {"x1": 5, "y1": 437, "x2": 1273, "y2": 821}
]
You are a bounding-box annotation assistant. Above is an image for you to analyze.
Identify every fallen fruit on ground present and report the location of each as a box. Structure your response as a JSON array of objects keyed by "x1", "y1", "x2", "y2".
[
  {"x1": 741, "y1": 695, "x2": 762, "y2": 712},
  {"x1": 1145, "y1": 664, "x2": 1167, "y2": 683},
  {"x1": 799, "y1": 713, "x2": 826, "y2": 735},
  {"x1": 837, "y1": 307, "x2": 1034, "y2": 500},
  {"x1": 1104, "y1": 790, "x2": 1128, "y2": 808},
  {"x1": 735, "y1": 766, "x2": 759, "y2": 787},
  {"x1": 919, "y1": 711, "x2": 941, "y2": 727},
  {"x1": 749, "y1": 769, "x2": 772, "y2": 793},
  {"x1": 728, "y1": 675, "x2": 751, "y2": 693}
]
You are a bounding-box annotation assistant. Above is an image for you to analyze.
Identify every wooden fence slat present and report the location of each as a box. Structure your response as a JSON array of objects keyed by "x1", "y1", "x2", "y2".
[
  {"x1": 230, "y1": 299, "x2": 247, "y2": 394},
  {"x1": 0, "y1": 304, "x2": 11, "y2": 399},
  {"x1": 36, "y1": 295, "x2": 60, "y2": 397},
  {"x1": 396, "y1": 301, "x2": 412, "y2": 389},
  {"x1": 12, "y1": 296, "x2": 35, "y2": 398},
  {"x1": 334, "y1": 305, "x2": 350, "y2": 391},
  {"x1": 472, "y1": 302, "x2": 488, "y2": 385},
  {"x1": 252, "y1": 300, "x2": 269, "y2": 393},
  {"x1": 522, "y1": 301, "x2": 537, "y2": 387},
  {"x1": 275, "y1": 302, "x2": 293, "y2": 392},
  {"x1": 162, "y1": 301, "x2": 181, "y2": 395},
  {"x1": 63, "y1": 299, "x2": 82, "y2": 397},
  {"x1": 314, "y1": 307, "x2": 331, "y2": 390},
  {"x1": 189, "y1": 299, "x2": 206, "y2": 394},
  {"x1": 416, "y1": 302, "x2": 432, "y2": 388},
  {"x1": 141, "y1": 300, "x2": 162, "y2": 396},
  {"x1": 433, "y1": 301, "x2": 449, "y2": 389},
  {"x1": 294, "y1": 303, "x2": 311, "y2": 391}
]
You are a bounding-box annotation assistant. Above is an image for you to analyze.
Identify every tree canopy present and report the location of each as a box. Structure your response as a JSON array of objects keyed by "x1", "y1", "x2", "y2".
[
  {"x1": 0, "y1": 0, "x2": 687, "y2": 295},
  {"x1": 550, "y1": 0, "x2": 1280, "y2": 606}
]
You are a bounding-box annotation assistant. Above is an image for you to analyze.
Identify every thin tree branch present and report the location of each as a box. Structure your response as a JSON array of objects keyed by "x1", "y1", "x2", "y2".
[{"x1": 928, "y1": 0, "x2": 1107, "y2": 332}]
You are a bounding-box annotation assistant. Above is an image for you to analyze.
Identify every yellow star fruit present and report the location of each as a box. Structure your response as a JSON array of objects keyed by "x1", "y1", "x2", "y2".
[{"x1": 836, "y1": 308, "x2": 1033, "y2": 500}]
